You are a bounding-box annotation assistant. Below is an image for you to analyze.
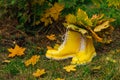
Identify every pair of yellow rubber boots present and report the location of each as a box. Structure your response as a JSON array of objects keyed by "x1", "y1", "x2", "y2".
[{"x1": 46, "y1": 30, "x2": 96, "y2": 65}]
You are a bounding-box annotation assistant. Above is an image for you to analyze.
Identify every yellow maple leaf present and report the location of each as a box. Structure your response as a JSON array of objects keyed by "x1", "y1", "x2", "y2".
[
  {"x1": 8, "y1": 44, "x2": 26, "y2": 58},
  {"x1": 24, "y1": 60, "x2": 31, "y2": 67},
  {"x1": 76, "y1": 8, "x2": 92, "y2": 27},
  {"x1": 46, "y1": 34, "x2": 56, "y2": 41},
  {"x1": 33, "y1": 69, "x2": 46, "y2": 77},
  {"x1": 65, "y1": 14, "x2": 76, "y2": 24},
  {"x1": 50, "y1": 3, "x2": 64, "y2": 20},
  {"x1": 94, "y1": 21, "x2": 110, "y2": 32},
  {"x1": 40, "y1": 3, "x2": 64, "y2": 26},
  {"x1": 53, "y1": 3, "x2": 64, "y2": 12},
  {"x1": 63, "y1": 65, "x2": 76, "y2": 72},
  {"x1": 41, "y1": 17, "x2": 52, "y2": 26},
  {"x1": 24, "y1": 55, "x2": 40, "y2": 67},
  {"x1": 66, "y1": 24, "x2": 88, "y2": 35},
  {"x1": 55, "y1": 78, "x2": 65, "y2": 80}
]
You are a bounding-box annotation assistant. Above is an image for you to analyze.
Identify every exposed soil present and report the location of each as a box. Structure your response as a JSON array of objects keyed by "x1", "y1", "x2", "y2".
[
  {"x1": 0, "y1": 18, "x2": 65, "y2": 48},
  {"x1": 95, "y1": 27, "x2": 120, "y2": 53}
]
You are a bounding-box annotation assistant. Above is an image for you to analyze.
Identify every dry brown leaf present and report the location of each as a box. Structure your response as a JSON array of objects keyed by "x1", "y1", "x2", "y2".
[
  {"x1": 94, "y1": 21, "x2": 110, "y2": 32},
  {"x1": 2, "y1": 60, "x2": 11, "y2": 63},
  {"x1": 46, "y1": 34, "x2": 56, "y2": 41}
]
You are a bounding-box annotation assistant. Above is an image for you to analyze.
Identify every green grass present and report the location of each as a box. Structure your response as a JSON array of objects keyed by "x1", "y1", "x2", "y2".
[{"x1": 0, "y1": 46, "x2": 120, "y2": 80}]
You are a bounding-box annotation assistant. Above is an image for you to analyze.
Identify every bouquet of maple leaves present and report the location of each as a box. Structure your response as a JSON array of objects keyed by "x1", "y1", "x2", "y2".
[{"x1": 64, "y1": 8, "x2": 115, "y2": 43}]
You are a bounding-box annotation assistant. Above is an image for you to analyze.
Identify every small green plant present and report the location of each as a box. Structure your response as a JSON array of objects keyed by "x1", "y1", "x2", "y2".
[{"x1": 4, "y1": 58, "x2": 25, "y2": 76}]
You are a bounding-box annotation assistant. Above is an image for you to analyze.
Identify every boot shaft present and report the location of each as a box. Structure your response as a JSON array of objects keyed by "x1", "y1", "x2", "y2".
[{"x1": 58, "y1": 30, "x2": 81, "y2": 53}]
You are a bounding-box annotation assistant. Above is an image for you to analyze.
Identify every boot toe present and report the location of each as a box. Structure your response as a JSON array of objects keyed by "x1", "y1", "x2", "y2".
[
  {"x1": 46, "y1": 50, "x2": 75, "y2": 60},
  {"x1": 46, "y1": 50, "x2": 58, "y2": 59},
  {"x1": 71, "y1": 52, "x2": 96, "y2": 65}
]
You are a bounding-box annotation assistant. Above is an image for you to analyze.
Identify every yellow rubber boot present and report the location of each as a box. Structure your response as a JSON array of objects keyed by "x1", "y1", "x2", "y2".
[
  {"x1": 46, "y1": 30, "x2": 81, "y2": 60},
  {"x1": 71, "y1": 36, "x2": 96, "y2": 65}
]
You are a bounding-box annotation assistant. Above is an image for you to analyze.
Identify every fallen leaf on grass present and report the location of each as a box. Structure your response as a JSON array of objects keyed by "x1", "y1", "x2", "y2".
[
  {"x1": 46, "y1": 34, "x2": 56, "y2": 40},
  {"x1": 24, "y1": 55, "x2": 40, "y2": 67},
  {"x1": 106, "y1": 57, "x2": 116, "y2": 63},
  {"x1": 55, "y1": 78, "x2": 65, "y2": 80},
  {"x1": 63, "y1": 65, "x2": 76, "y2": 72},
  {"x1": 92, "y1": 66, "x2": 101, "y2": 70},
  {"x1": 2, "y1": 60, "x2": 11, "y2": 63},
  {"x1": 47, "y1": 46, "x2": 53, "y2": 50},
  {"x1": 33, "y1": 69, "x2": 46, "y2": 77},
  {"x1": 8, "y1": 44, "x2": 26, "y2": 58}
]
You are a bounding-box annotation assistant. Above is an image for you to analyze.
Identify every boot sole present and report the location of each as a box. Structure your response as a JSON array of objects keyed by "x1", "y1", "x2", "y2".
[{"x1": 46, "y1": 54, "x2": 75, "y2": 60}]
